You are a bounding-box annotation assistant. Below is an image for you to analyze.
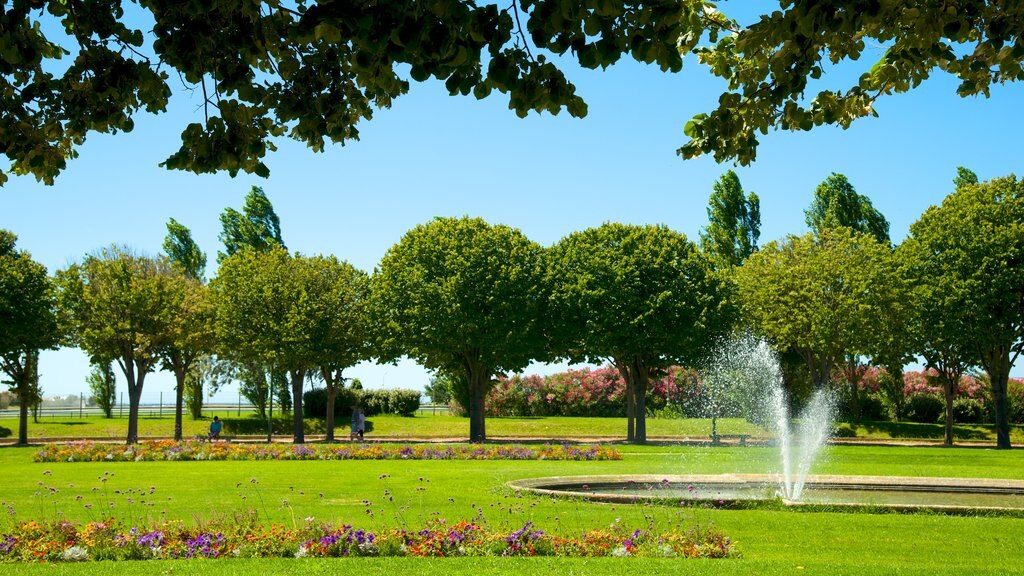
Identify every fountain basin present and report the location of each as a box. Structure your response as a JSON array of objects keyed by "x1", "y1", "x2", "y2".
[{"x1": 508, "y1": 474, "x2": 1024, "y2": 514}]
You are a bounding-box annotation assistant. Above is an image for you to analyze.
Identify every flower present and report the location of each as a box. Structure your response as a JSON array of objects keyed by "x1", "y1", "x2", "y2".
[{"x1": 60, "y1": 546, "x2": 89, "y2": 562}]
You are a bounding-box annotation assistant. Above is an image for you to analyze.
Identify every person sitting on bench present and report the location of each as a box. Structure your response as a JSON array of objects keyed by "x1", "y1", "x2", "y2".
[{"x1": 209, "y1": 416, "x2": 223, "y2": 441}]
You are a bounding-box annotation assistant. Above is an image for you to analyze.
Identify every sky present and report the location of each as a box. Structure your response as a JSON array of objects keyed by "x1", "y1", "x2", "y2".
[{"x1": 2, "y1": 23, "x2": 1023, "y2": 404}]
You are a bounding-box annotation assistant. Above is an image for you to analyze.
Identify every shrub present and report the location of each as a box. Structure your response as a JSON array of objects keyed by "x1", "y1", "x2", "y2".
[
  {"x1": 486, "y1": 366, "x2": 712, "y2": 418},
  {"x1": 859, "y1": 392, "x2": 890, "y2": 422},
  {"x1": 832, "y1": 423, "x2": 857, "y2": 438},
  {"x1": 904, "y1": 392, "x2": 944, "y2": 424},
  {"x1": 220, "y1": 417, "x2": 325, "y2": 435},
  {"x1": 359, "y1": 389, "x2": 389, "y2": 416},
  {"x1": 389, "y1": 389, "x2": 422, "y2": 417},
  {"x1": 302, "y1": 388, "x2": 359, "y2": 419},
  {"x1": 950, "y1": 397, "x2": 988, "y2": 424}
]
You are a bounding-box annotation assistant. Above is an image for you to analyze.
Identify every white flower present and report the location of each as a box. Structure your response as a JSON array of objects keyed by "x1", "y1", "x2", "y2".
[
  {"x1": 295, "y1": 545, "x2": 309, "y2": 559},
  {"x1": 660, "y1": 544, "x2": 676, "y2": 557},
  {"x1": 61, "y1": 545, "x2": 89, "y2": 562},
  {"x1": 611, "y1": 546, "x2": 631, "y2": 557}
]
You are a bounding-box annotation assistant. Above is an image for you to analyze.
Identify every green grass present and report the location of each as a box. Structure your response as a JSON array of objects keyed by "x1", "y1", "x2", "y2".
[
  {"x1": 0, "y1": 413, "x2": 767, "y2": 441},
  {"x1": 6, "y1": 412, "x2": 1023, "y2": 444},
  {"x1": 836, "y1": 420, "x2": 1024, "y2": 443},
  {"x1": 2, "y1": 444, "x2": 1024, "y2": 574}
]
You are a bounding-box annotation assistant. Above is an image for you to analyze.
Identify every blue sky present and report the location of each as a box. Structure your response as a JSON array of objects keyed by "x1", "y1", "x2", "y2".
[{"x1": 2, "y1": 40, "x2": 1022, "y2": 404}]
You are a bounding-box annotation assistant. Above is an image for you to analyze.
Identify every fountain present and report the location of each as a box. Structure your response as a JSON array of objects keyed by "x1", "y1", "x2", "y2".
[
  {"x1": 701, "y1": 335, "x2": 835, "y2": 500},
  {"x1": 509, "y1": 336, "x2": 1024, "y2": 513}
]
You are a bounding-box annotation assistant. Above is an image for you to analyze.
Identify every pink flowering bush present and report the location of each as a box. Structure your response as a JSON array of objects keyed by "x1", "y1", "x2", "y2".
[{"x1": 486, "y1": 366, "x2": 711, "y2": 418}]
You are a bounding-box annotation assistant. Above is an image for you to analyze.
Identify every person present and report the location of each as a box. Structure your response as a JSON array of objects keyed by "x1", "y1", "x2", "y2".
[
  {"x1": 209, "y1": 416, "x2": 223, "y2": 441},
  {"x1": 350, "y1": 406, "x2": 365, "y2": 441}
]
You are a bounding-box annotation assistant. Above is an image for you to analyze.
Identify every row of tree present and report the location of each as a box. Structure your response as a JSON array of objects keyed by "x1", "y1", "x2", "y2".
[
  {"x1": 734, "y1": 169, "x2": 1023, "y2": 448},
  {"x1": 3, "y1": 170, "x2": 1022, "y2": 448}
]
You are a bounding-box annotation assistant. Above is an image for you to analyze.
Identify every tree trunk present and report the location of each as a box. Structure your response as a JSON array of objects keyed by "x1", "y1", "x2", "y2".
[
  {"x1": 173, "y1": 363, "x2": 186, "y2": 442},
  {"x1": 615, "y1": 361, "x2": 635, "y2": 442},
  {"x1": 943, "y1": 378, "x2": 955, "y2": 447},
  {"x1": 123, "y1": 357, "x2": 144, "y2": 445},
  {"x1": 803, "y1": 351, "x2": 833, "y2": 390},
  {"x1": 633, "y1": 360, "x2": 649, "y2": 443},
  {"x1": 468, "y1": 371, "x2": 489, "y2": 443},
  {"x1": 985, "y1": 353, "x2": 1012, "y2": 450},
  {"x1": 845, "y1": 357, "x2": 863, "y2": 422},
  {"x1": 290, "y1": 368, "x2": 306, "y2": 444},
  {"x1": 324, "y1": 368, "x2": 337, "y2": 443},
  {"x1": 17, "y1": 387, "x2": 28, "y2": 446}
]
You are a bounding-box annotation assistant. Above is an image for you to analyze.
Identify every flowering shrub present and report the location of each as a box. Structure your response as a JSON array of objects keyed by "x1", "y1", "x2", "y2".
[
  {"x1": 34, "y1": 441, "x2": 621, "y2": 463},
  {"x1": 0, "y1": 518, "x2": 738, "y2": 562},
  {"x1": 486, "y1": 366, "x2": 712, "y2": 418},
  {"x1": 834, "y1": 368, "x2": 1024, "y2": 424}
]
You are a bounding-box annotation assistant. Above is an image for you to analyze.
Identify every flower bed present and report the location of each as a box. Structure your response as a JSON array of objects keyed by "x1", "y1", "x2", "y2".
[
  {"x1": 34, "y1": 441, "x2": 621, "y2": 463},
  {"x1": 0, "y1": 517, "x2": 737, "y2": 562}
]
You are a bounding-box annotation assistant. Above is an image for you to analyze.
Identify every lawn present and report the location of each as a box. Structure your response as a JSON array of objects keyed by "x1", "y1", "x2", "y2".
[
  {"x1": 3, "y1": 412, "x2": 1023, "y2": 444},
  {"x1": 1, "y1": 443, "x2": 1023, "y2": 574}
]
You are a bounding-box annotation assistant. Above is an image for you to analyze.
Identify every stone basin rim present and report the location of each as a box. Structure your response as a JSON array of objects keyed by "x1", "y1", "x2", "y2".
[{"x1": 507, "y1": 474, "x2": 1024, "y2": 513}]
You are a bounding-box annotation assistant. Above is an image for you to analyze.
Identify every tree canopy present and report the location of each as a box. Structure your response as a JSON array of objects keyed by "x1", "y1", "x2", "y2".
[
  {"x1": 304, "y1": 256, "x2": 372, "y2": 442},
  {"x1": 211, "y1": 246, "x2": 369, "y2": 443},
  {"x1": 735, "y1": 228, "x2": 901, "y2": 391},
  {"x1": 161, "y1": 220, "x2": 214, "y2": 440},
  {"x1": 900, "y1": 172, "x2": 1024, "y2": 449},
  {"x1": 7, "y1": 2, "x2": 1023, "y2": 185},
  {"x1": 547, "y1": 222, "x2": 732, "y2": 442},
  {"x1": 372, "y1": 216, "x2": 545, "y2": 442},
  {"x1": 55, "y1": 247, "x2": 180, "y2": 444},
  {"x1": 218, "y1": 187, "x2": 285, "y2": 263},
  {"x1": 805, "y1": 173, "x2": 890, "y2": 244},
  {"x1": 163, "y1": 218, "x2": 207, "y2": 280},
  {"x1": 0, "y1": 229, "x2": 58, "y2": 445},
  {"x1": 699, "y1": 170, "x2": 760, "y2": 269}
]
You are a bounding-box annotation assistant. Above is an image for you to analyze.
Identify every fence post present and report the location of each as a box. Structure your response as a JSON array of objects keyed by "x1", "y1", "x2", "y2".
[{"x1": 80, "y1": 393, "x2": 83, "y2": 418}]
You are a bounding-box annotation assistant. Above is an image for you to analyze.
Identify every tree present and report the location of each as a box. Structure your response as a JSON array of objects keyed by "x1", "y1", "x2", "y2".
[
  {"x1": 954, "y1": 167, "x2": 979, "y2": 191},
  {"x1": 161, "y1": 220, "x2": 215, "y2": 440},
  {"x1": 900, "y1": 173, "x2": 1024, "y2": 449},
  {"x1": 305, "y1": 257, "x2": 371, "y2": 442},
  {"x1": 56, "y1": 247, "x2": 179, "y2": 444},
  {"x1": 700, "y1": 170, "x2": 761, "y2": 269},
  {"x1": 163, "y1": 218, "x2": 207, "y2": 280},
  {"x1": 160, "y1": 276, "x2": 215, "y2": 440},
  {"x1": 0, "y1": 230, "x2": 59, "y2": 445},
  {"x1": 11, "y1": 3, "x2": 1021, "y2": 184},
  {"x1": 86, "y1": 361, "x2": 117, "y2": 419},
  {"x1": 217, "y1": 187, "x2": 287, "y2": 419},
  {"x1": 212, "y1": 247, "x2": 364, "y2": 443},
  {"x1": 218, "y1": 187, "x2": 286, "y2": 263},
  {"x1": 372, "y1": 217, "x2": 545, "y2": 442},
  {"x1": 547, "y1": 223, "x2": 733, "y2": 442},
  {"x1": 679, "y1": 2, "x2": 1024, "y2": 164},
  {"x1": 805, "y1": 174, "x2": 890, "y2": 244},
  {"x1": 735, "y1": 229, "x2": 902, "y2": 400},
  {"x1": 425, "y1": 372, "x2": 457, "y2": 405}
]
